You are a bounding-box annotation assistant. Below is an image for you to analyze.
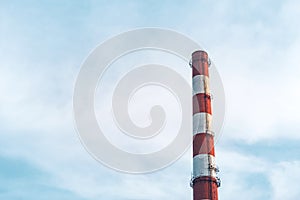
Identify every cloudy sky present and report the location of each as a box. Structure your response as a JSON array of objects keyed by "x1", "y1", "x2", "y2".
[{"x1": 1, "y1": 0, "x2": 300, "y2": 199}]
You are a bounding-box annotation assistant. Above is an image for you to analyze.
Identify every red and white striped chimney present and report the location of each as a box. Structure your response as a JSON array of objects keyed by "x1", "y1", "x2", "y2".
[{"x1": 191, "y1": 50, "x2": 220, "y2": 200}]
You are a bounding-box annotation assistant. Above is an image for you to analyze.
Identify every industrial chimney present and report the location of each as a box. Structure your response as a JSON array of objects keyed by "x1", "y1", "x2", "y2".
[{"x1": 190, "y1": 50, "x2": 220, "y2": 200}]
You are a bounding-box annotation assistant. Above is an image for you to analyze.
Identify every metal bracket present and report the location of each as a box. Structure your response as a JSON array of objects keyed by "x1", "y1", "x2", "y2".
[
  {"x1": 215, "y1": 165, "x2": 220, "y2": 173},
  {"x1": 206, "y1": 130, "x2": 215, "y2": 136},
  {"x1": 208, "y1": 58, "x2": 212, "y2": 67},
  {"x1": 189, "y1": 59, "x2": 192, "y2": 68},
  {"x1": 189, "y1": 57, "x2": 211, "y2": 67},
  {"x1": 216, "y1": 177, "x2": 221, "y2": 187},
  {"x1": 191, "y1": 175, "x2": 221, "y2": 188},
  {"x1": 208, "y1": 164, "x2": 219, "y2": 173}
]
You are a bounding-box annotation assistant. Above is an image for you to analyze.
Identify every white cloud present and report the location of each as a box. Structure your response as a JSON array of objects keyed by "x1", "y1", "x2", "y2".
[
  {"x1": 269, "y1": 161, "x2": 300, "y2": 200},
  {"x1": 217, "y1": 148, "x2": 271, "y2": 200},
  {"x1": 206, "y1": 0, "x2": 300, "y2": 143}
]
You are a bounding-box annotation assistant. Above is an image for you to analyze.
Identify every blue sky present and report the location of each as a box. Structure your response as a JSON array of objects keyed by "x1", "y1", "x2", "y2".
[{"x1": 1, "y1": 0, "x2": 300, "y2": 199}]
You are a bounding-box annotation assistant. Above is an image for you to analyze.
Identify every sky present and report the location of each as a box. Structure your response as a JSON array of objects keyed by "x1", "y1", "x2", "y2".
[{"x1": 1, "y1": 0, "x2": 300, "y2": 199}]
